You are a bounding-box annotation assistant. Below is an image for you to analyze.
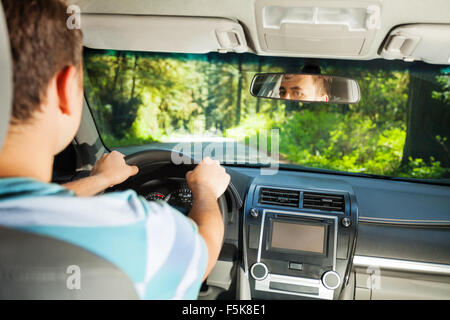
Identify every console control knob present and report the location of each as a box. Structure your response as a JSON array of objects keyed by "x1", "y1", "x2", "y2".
[
  {"x1": 250, "y1": 263, "x2": 268, "y2": 280},
  {"x1": 341, "y1": 217, "x2": 352, "y2": 228},
  {"x1": 250, "y1": 208, "x2": 259, "y2": 218},
  {"x1": 322, "y1": 271, "x2": 341, "y2": 290}
]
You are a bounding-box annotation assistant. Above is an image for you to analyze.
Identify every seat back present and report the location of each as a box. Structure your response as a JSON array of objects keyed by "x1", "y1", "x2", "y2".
[
  {"x1": 0, "y1": 2, "x2": 138, "y2": 299},
  {"x1": 0, "y1": 0, "x2": 11, "y2": 151},
  {"x1": 0, "y1": 226, "x2": 139, "y2": 299}
]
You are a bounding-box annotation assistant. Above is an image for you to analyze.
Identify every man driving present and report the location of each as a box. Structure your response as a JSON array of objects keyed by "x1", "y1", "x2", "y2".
[
  {"x1": 0, "y1": 0, "x2": 229, "y2": 299},
  {"x1": 279, "y1": 74, "x2": 331, "y2": 102}
]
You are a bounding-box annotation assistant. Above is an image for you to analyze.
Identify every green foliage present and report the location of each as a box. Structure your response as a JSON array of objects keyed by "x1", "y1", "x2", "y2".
[
  {"x1": 397, "y1": 157, "x2": 448, "y2": 179},
  {"x1": 225, "y1": 113, "x2": 275, "y2": 140},
  {"x1": 432, "y1": 74, "x2": 450, "y2": 103},
  {"x1": 249, "y1": 111, "x2": 409, "y2": 176},
  {"x1": 101, "y1": 133, "x2": 156, "y2": 148}
]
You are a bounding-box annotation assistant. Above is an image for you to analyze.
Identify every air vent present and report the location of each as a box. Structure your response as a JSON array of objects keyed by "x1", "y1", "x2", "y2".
[
  {"x1": 259, "y1": 188, "x2": 300, "y2": 207},
  {"x1": 303, "y1": 192, "x2": 345, "y2": 212}
]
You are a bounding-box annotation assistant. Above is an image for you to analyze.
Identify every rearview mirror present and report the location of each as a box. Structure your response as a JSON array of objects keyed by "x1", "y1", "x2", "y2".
[{"x1": 250, "y1": 73, "x2": 360, "y2": 104}]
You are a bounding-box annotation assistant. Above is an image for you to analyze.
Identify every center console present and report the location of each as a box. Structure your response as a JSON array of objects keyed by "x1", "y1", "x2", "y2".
[{"x1": 243, "y1": 184, "x2": 358, "y2": 300}]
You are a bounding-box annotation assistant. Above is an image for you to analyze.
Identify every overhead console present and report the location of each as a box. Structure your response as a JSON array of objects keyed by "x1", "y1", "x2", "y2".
[
  {"x1": 255, "y1": 0, "x2": 381, "y2": 57},
  {"x1": 243, "y1": 176, "x2": 358, "y2": 300}
]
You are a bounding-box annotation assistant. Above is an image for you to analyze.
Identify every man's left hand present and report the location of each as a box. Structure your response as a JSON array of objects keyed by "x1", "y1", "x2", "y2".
[{"x1": 90, "y1": 151, "x2": 139, "y2": 187}]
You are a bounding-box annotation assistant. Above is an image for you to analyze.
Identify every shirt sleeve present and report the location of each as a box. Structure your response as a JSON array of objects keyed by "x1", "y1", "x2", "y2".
[
  {"x1": 136, "y1": 197, "x2": 208, "y2": 300},
  {"x1": 11, "y1": 189, "x2": 208, "y2": 300}
]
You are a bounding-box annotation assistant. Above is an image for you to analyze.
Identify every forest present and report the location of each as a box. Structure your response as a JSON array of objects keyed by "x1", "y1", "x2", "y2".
[{"x1": 83, "y1": 48, "x2": 450, "y2": 181}]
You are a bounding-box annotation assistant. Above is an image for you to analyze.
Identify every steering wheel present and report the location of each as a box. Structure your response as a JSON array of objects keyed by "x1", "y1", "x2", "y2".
[{"x1": 113, "y1": 149, "x2": 228, "y2": 234}]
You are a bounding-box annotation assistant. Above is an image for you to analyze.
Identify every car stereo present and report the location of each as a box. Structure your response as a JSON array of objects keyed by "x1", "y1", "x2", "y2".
[{"x1": 244, "y1": 185, "x2": 358, "y2": 300}]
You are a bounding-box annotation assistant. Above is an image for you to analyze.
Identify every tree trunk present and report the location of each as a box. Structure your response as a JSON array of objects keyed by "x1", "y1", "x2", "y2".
[
  {"x1": 235, "y1": 56, "x2": 243, "y2": 125},
  {"x1": 111, "y1": 51, "x2": 122, "y2": 92},
  {"x1": 205, "y1": 66, "x2": 216, "y2": 130},
  {"x1": 255, "y1": 57, "x2": 263, "y2": 113},
  {"x1": 130, "y1": 54, "x2": 139, "y2": 100},
  {"x1": 402, "y1": 72, "x2": 450, "y2": 167},
  {"x1": 118, "y1": 54, "x2": 127, "y2": 95}
]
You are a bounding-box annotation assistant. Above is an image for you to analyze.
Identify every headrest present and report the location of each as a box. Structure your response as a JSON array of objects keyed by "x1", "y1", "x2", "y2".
[{"x1": 0, "y1": 2, "x2": 12, "y2": 151}]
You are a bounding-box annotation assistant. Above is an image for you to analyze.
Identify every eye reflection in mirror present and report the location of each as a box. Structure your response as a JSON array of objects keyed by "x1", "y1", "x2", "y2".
[
  {"x1": 279, "y1": 74, "x2": 331, "y2": 102},
  {"x1": 250, "y1": 73, "x2": 361, "y2": 104}
]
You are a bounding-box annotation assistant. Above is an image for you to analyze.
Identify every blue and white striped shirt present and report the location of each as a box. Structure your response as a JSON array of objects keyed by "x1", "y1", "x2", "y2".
[{"x1": 0, "y1": 177, "x2": 208, "y2": 299}]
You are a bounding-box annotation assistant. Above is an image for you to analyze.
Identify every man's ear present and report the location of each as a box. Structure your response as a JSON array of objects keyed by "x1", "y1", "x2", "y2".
[{"x1": 56, "y1": 65, "x2": 78, "y2": 116}]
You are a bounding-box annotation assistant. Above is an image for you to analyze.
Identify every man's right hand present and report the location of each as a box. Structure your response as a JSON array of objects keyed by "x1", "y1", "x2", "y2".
[
  {"x1": 185, "y1": 157, "x2": 231, "y2": 200},
  {"x1": 185, "y1": 157, "x2": 230, "y2": 281}
]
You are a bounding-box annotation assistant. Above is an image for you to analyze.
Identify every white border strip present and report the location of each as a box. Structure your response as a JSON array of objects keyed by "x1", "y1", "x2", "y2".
[{"x1": 353, "y1": 255, "x2": 450, "y2": 276}]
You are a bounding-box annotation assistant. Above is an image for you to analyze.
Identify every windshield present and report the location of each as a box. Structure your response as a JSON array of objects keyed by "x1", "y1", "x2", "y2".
[{"x1": 83, "y1": 48, "x2": 450, "y2": 184}]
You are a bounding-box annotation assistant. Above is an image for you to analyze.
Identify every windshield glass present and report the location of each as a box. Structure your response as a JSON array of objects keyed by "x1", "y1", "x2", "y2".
[{"x1": 83, "y1": 48, "x2": 450, "y2": 184}]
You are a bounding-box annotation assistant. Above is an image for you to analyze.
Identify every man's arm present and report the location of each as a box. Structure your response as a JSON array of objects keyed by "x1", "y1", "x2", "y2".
[
  {"x1": 186, "y1": 157, "x2": 230, "y2": 281},
  {"x1": 66, "y1": 152, "x2": 229, "y2": 282},
  {"x1": 63, "y1": 151, "x2": 138, "y2": 196}
]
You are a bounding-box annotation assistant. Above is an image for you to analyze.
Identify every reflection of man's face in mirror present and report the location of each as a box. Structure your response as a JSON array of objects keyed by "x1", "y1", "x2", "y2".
[{"x1": 279, "y1": 75, "x2": 330, "y2": 102}]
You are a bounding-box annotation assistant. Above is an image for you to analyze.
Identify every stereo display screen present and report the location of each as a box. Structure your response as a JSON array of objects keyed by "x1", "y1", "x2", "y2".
[{"x1": 271, "y1": 221, "x2": 325, "y2": 254}]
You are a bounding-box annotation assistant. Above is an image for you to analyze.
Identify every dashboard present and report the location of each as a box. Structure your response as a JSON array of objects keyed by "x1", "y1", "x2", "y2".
[
  {"x1": 242, "y1": 176, "x2": 358, "y2": 300},
  {"x1": 112, "y1": 161, "x2": 358, "y2": 300},
  {"x1": 107, "y1": 158, "x2": 450, "y2": 300}
]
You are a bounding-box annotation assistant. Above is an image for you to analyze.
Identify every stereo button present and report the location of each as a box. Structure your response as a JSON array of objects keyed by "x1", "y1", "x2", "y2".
[
  {"x1": 251, "y1": 263, "x2": 268, "y2": 280},
  {"x1": 288, "y1": 262, "x2": 303, "y2": 271},
  {"x1": 322, "y1": 271, "x2": 341, "y2": 290}
]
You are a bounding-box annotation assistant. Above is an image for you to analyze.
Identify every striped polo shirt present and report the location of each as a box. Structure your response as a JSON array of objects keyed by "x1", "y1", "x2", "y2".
[{"x1": 0, "y1": 177, "x2": 208, "y2": 299}]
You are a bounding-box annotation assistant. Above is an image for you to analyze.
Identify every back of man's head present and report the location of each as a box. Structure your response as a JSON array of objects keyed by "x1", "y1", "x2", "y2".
[{"x1": 2, "y1": 0, "x2": 82, "y2": 124}]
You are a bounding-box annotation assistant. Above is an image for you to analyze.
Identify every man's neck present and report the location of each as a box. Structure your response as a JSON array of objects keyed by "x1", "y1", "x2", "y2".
[{"x1": 0, "y1": 124, "x2": 55, "y2": 183}]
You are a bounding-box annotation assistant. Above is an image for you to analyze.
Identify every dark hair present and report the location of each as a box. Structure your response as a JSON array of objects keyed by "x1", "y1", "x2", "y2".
[
  {"x1": 2, "y1": 0, "x2": 83, "y2": 123},
  {"x1": 313, "y1": 76, "x2": 332, "y2": 97}
]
